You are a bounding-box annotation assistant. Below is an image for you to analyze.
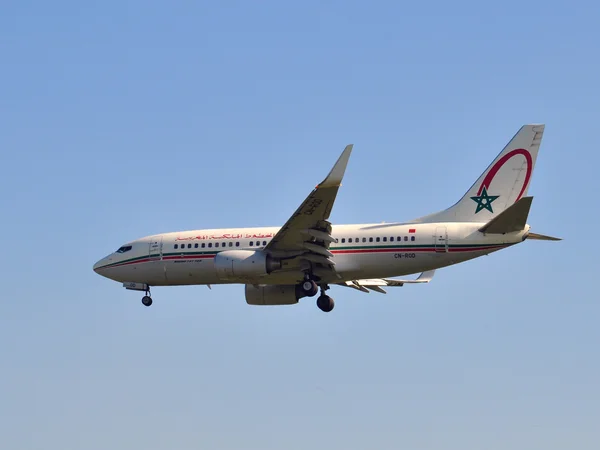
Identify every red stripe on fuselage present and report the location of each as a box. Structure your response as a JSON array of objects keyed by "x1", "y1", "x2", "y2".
[
  {"x1": 162, "y1": 254, "x2": 215, "y2": 261},
  {"x1": 98, "y1": 245, "x2": 507, "y2": 271},
  {"x1": 331, "y1": 248, "x2": 436, "y2": 254}
]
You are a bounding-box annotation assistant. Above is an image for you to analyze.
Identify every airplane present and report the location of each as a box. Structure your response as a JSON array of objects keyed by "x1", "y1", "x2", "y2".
[{"x1": 93, "y1": 124, "x2": 560, "y2": 312}]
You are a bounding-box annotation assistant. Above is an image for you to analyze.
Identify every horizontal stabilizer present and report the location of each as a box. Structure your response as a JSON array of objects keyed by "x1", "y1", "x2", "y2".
[
  {"x1": 526, "y1": 232, "x2": 562, "y2": 241},
  {"x1": 479, "y1": 197, "x2": 533, "y2": 234}
]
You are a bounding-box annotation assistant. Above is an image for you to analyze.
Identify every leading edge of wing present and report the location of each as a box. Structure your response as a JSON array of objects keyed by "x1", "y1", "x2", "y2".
[
  {"x1": 317, "y1": 144, "x2": 353, "y2": 188},
  {"x1": 264, "y1": 143, "x2": 354, "y2": 256}
]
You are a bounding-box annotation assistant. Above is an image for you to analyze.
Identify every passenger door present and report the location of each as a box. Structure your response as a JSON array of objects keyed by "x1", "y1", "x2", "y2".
[
  {"x1": 148, "y1": 236, "x2": 163, "y2": 261},
  {"x1": 434, "y1": 227, "x2": 448, "y2": 253}
]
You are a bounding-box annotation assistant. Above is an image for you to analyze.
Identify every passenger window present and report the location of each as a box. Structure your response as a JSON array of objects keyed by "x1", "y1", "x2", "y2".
[
  {"x1": 348, "y1": 238, "x2": 352, "y2": 243},
  {"x1": 362, "y1": 238, "x2": 366, "y2": 243},
  {"x1": 208, "y1": 243, "x2": 212, "y2": 248},
  {"x1": 256, "y1": 241, "x2": 260, "y2": 246},
  {"x1": 174, "y1": 244, "x2": 178, "y2": 249},
  {"x1": 404, "y1": 236, "x2": 408, "y2": 241},
  {"x1": 229, "y1": 242, "x2": 233, "y2": 247},
  {"x1": 342, "y1": 238, "x2": 346, "y2": 243},
  {"x1": 235, "y1": 242, "x2": 240, "y2": 247},
  {"x1": 188, "y1": 244, "x2": 192, "y2": 248},
  {"x1": 250, "y1": 241, "x2": 254, "y2": 246},
  {"x1": 411, "y1": 236, "x2": 415, "y2": 241},
  {"x1": 215, "y1": 243, "x2": 219, "y2": 248},
  {"x1": 194, "y1": 243, "x2": 198, "y2": 248},
  {"x1": 356, "y1": 238, "x2": 359, "y2": 242},
  {"x1": 376, "y1": 237, "x2": 380, "y2": 242},
  {"x1": 202, "y1": 243, "x2": 206, "y2": 248},
  {"x1": 383, "y1": 237, "x2": 387, "y2": 242},
  {"x1": 397, "y1": 236, "x2": 401, "y2": 241},
  {"x1": 263, "y1": 241, "x2": 266, "y2": 246},
  {"x1": 390, "y1": 237, "x2": 394, "y2": 242},
  {"x1": 369, "y1": 237, "x2": 373, "y2": 242}
]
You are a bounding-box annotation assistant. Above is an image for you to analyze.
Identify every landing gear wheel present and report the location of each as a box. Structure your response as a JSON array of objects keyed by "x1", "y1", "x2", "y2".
[
  {"x1": 141, "y1": 295, "x2": 153, "y2": 307},
  {"x1": 316, "y1": 295, "x2": 334, "y2": 313},
  {"x1": 301, "y1": 280, "x2": 319, "y2": 297}
]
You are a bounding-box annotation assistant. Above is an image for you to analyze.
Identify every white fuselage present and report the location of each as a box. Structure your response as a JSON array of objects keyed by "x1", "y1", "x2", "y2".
[{"x1": 93, "y1": 222, "x2": 529, "y2": 286}]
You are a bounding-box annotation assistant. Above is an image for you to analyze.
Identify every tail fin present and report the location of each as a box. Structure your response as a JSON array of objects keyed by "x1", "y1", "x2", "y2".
[{"x1": 415, "y1": 124, "x2": 545, "y2": 223}]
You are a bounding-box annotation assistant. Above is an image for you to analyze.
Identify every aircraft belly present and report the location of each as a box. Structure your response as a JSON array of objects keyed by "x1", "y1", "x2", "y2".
[
  {"x1": 337, "y1": 252, "x2": 439, "y2": 280},
  {"x1": 142, "y1": 245, "x2": 509, "y2": 287}
]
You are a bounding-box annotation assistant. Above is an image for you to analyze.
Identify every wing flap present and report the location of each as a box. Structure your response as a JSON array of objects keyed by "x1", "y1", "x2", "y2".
[
  {"x1": 340, "y1": 270, "x2": 436, "y2": 293},
  {"x1": 299, "y1": 253, "x2": 336, "y2": 266},
  {"x1": 366, "y1": 285, "x2": 387, "y2": 294},
  {"x1": 344, "y1": 281, "x2": 370, "y2": 293},
  {"x1": 300, "y1": 242, "x2": 333, "y2": 258}
]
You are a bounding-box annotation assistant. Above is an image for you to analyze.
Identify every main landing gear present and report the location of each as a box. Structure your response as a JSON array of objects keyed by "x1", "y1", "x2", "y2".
[
  {"x1": 122, "y1": 282, "x2": 154, "y2": 307},
  {"x1": 300, "y1": 279, "x2": 319, "y2": 297},
  {"x1": 299, "y1": 276, "x2": 334, "y2": 313},
  {"x1": 316, "y1": 292, "x2": 334, "y2": 313}
]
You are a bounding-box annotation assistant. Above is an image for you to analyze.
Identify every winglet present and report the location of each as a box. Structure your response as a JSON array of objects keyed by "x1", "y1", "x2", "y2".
[
  {"x1": 388, "y1": 270, "x2": 436, "y2": 285},
  {"x1": 414, "y1": 270, "x2": 436, "y2": 283},
  {"x1": 317, "y1": 144, "x2": 353, "y2": 188}
]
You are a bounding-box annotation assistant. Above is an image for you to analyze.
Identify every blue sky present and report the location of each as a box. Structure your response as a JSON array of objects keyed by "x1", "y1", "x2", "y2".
[{"x1": 1, "y1": 1, "x2": 599, "y2": 448}]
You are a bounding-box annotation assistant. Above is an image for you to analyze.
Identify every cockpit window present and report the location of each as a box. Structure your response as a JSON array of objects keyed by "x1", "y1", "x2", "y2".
[{"x1": 116, "y1": 245, "x2": 132, "y2": 253}]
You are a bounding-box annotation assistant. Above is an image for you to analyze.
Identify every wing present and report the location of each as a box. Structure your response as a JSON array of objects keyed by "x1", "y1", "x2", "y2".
[
  {"x1": 340, "y1": 270, "x2": 436, "y2": 294},
  {"x1": 264, "y1": 145, "x2": 353, "y2": 276}
]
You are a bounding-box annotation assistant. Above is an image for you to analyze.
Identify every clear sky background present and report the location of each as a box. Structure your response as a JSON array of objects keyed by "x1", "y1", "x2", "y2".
[{"x1": 1, "y1": 1, "x2": 598, "y2": 449}]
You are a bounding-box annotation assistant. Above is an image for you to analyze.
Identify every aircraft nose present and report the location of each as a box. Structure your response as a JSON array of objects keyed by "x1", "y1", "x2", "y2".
[{"x1": 93, "y1": 256, "x2": 111, "y2": 274}]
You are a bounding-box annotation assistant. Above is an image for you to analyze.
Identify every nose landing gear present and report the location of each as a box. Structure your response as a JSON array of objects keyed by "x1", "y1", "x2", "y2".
[
  {"x1": 123, "y1": 283, "x2": 153, "y2": 307},
  {"x1": 141, "y1": 287, "x2": 153, "y2": 307}
]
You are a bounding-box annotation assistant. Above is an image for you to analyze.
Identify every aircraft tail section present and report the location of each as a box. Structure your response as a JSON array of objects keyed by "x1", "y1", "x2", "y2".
[
  {"x1": 526, "y1": 232, "x2": 562, "y2": 241},
  {"x1": 415, "y1": 124, "x2": 545, "y2": 223},
  {"x1": 479, "y1": 197, "x2": 533, "y2": 234}
]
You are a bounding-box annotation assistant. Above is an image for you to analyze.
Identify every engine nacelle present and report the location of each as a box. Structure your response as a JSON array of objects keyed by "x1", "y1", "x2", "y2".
[
  {"x1": 214, "y1": 250, "x2": 281, "y2": 280},
  {"x1": 245, "y1": 284, "x2": 301, "y2": 306}
]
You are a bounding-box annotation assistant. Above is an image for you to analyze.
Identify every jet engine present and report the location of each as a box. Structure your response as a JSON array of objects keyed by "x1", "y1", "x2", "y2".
[
  {"x1": 214, "y1": 250, "x2": 281, "y2": 280},
  {"x1": 245, "y1": 284, "x2": 302, "y2": 305}
]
